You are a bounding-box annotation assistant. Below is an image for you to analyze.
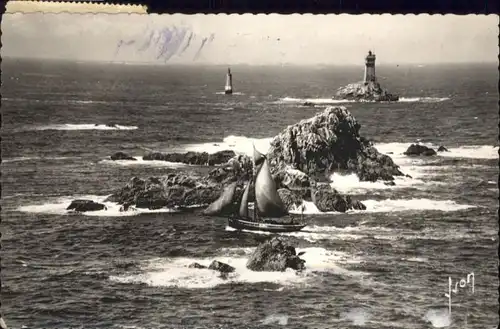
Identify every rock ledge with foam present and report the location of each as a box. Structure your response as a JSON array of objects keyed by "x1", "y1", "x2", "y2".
[{"x1": 334, "y1": 80, "x2": 399, "y2": 102}]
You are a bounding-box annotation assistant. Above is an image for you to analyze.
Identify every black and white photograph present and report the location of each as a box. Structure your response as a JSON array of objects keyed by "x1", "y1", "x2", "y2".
[{"x1": 1, "y1": 9, "x2": 498, "y2": 329}]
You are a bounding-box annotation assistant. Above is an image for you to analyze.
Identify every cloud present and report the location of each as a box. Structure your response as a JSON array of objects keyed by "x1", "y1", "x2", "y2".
[{"x1": 1, "y1": 13, "x2": 498, "y2": 65}]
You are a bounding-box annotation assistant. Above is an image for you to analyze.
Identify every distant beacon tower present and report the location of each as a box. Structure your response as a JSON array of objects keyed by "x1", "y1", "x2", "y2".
[
  {"x1": 225, "y1": 68, "x2": 233, "y2": 95},
  {"x1": 363, "y1": 50, "x2": 377, "y2": 83}
]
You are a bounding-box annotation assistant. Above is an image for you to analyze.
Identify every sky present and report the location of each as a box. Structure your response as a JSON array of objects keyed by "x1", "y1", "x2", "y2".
[{"x1": 1, "y1": 13, "x2": 498, "y2": 65}]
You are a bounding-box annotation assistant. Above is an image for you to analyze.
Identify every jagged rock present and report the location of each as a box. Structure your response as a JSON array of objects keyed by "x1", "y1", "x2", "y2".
[
  {"x1": 312, "y1": 187, "x2": 365, "y2": 212},
  {"x1": 335, "y1": 81, "x2": 399, "y2": 102},
  {"x1": 267, "y1": 106, "x2": 403, "y2": 183},
  {"x1": 437, "y1": 145, "x2": 449, "y2": 152},
  {"x1": 277, "y1": 188, "x2": 303, "y2": 211},
  {"x1": 110, "y1": 152, "x2": 136, "y2": 161},
  {"x1": 207, "y1": 154, "x2": 253, "y2": 184},
  {"x1": 384, "y1": 181, "x2": 396, "y2": 186},
  {"x1": 105, "y1": 174, "x2": 221, "y2": 209},
  {"x1": 208, "y1": 260, "x2": 235, "y2": 273},
  {"x1": 246, "y1": 237, "x2": 306, "y2": 272},
  {"x1": 274, "y1": 166, "x2": 312, "y2": 198},
  {"x1": 303, "y1": 101, "x2": 315, "y2": 107},
  {"x1": 142, "y1": 150, "x2": 235, "y2": 165},
  {"x1": 66, "y1": 199, "x2": 107, "y2": 212},
  {"x1": 188, "y1": 262, "x2": 207, "y2": 269},
  {"x1": 404, "y1": 144, "x2": 437, "y2": 156}
]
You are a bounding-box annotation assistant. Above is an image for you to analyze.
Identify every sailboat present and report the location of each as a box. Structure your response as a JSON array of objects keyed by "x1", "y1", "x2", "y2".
[
  {"x1": 203, "y1": 145, "x2": 307, "y2": 233},
  {"x1": 224, "y1": 68, "x2": 233, "y2": 95}
]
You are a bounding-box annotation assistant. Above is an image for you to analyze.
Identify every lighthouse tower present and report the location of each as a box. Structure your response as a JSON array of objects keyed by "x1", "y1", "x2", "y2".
[
  {"x1": 224, "y1": 68, "x2": 233, "y2": 94},
  {"x1": 363, "y1": 50, "x2": 377, "y2": 83}
]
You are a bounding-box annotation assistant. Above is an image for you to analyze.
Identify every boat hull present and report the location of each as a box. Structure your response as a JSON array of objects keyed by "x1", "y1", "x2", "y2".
[{"x1": 228, "y1": 217, "x2": 307, "y2": 233}]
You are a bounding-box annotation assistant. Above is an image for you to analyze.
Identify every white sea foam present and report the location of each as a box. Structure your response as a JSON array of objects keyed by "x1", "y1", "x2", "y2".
[
  {"x1": 341, "y1": 308, "x2": 372, "y2": 326},
  {"x1": 32, "y1": 124, "x2": 138, "y2": 131},
  {"x1": 277, "y1": 97, "x2": 355, "y2": 105},
  {"x1": 99, "y1": 157, "x2": 190, "y2": 168},
  {"x1": 2, "y1": 156, "x2": 79, "y2": 163},
  {"x1": 215, "y1": 91, "x2": 245, "y2": 95},
  {"x1": 261, "y1": 314, "x2": 289, "y2": 325},
  {"x1": 361, "y1": 198, "x2": 475, "y2": 213},
  {"x1": 16, "y1": 195, "x2": 178, "y2": 217},
  {"x1": 329, "y1": 172, "x2": 431, "y2": 194},
  {"x1": 398, "y1": 97, "x2": 450, "y2": 103},
  {"x1": 423, "y1": 308, "x2": 451, "y2": 328},
  {"x1": 183, "y1": 135, "x2": 273, "y2": 156},
  {"x1": 277, "y1": 96, "x2": 449, "y2": 105},
  {"x1": 109, "y1": 247, "x2": 364, "y2": 289}
]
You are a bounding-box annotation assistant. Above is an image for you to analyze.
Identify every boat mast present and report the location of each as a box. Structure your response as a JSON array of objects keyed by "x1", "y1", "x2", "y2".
[{"x1": 252, "y1": 143, "x2": 258, "y2": 222}]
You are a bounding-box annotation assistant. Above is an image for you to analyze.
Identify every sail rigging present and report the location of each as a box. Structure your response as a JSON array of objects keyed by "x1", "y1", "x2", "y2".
[{"x1": 202, "y1": 182, "x2": 237, "y2": 215}]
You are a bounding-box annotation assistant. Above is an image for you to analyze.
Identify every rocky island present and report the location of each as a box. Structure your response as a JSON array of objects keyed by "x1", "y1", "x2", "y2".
[
  {"x1": 334, "y1": 51, "x2": 399, "y2": 102},
  {"x1": 95, "y1": 106, "x2": 405, "y2": 214}
]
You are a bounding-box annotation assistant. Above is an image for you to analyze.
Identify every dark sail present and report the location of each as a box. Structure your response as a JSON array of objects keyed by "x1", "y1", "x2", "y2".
[
  {"x1": 254, "y1": 159, "x2": 288, "y2": 218},
  {"x1": 202, "y1": 182, "x2": 237, "y2": 216},
  {"x1": 238, "y1": 182, "x2": 251, "y2": 218}
]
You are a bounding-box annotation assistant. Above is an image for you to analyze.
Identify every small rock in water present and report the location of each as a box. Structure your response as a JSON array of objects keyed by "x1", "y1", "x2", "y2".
[
  {"x1": 208, "y1": 260, "x2": 235, "y2": 273},
  {"x1": 110, "y1": 151, "x2": 136, "y2": 161},
  {"x1": 384, "y1": 181, "x2": 396, "y2": 186},
  {"x1": 66, "y1": 199, "x2": 107, "y2": 212},
  {"x1": 246, "y1": 237, "x2": 306, "y2": 272},
  {"x1": 404, "y1": 144, "x2": 437, "y2": 156},
  {"x1": 188, "y1": 262, "x2": 207, "y2": 269},
  {"x1": 437, "y1": 145, "x2": 449, "y2": 152}
]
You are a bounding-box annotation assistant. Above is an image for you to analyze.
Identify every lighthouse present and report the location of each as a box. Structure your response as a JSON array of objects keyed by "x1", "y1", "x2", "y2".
[
  {"x1": 224, "y1": 68, "x2": 233, "y2": 94},
  {"x1": 363, "y1": 50, "x2": 377, "y2": 83}
]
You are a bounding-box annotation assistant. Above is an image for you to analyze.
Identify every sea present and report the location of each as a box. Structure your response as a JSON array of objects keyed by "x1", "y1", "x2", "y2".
[{"x1": 1, "y1": 59, "x2": 498, "y2": 329}]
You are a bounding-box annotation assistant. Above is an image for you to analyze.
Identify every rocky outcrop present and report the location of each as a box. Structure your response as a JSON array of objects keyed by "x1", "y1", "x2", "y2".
[
  {"x1": 267, "y1": 106, "x2": 403, "y2": 182},
  {"x1": 208, "y1": 260, "x2": 235, "y2": 273},
  {"x1": 67, "y1": 199, "x2": 107, "y2": 212},
  {"x1": 335, "y1": 81, "x2": 399, "y2": 102},
  {"x1": 105, "y1": 174, "x2": 221, "y2": 210},
  {"x1": 143, "y1": 150, "x2": 235, "y2": 166},
  {"x1": 246, "y1": 237, "x2": 306, "y2": 272},
  {"x1": 107, "y1": 107, "x2": 392, "y2": 212},
  {"x1": 404, "y1": 144, "x2": 437, "y2": 156},
  {"x1": 110, "y1": 152, "x2": 136, "y2": 161}
]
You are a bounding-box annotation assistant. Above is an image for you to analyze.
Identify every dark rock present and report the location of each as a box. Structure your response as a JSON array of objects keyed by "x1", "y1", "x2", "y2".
[
  {"x1": 277, "y1": 188, "x2": 303, "y2": 212},
  {"x1": 208, "y1": 260, "x2": 235, "y2": 273},
  {"x1": 384, "y1": 181, "x2": 396, "y2": 186},
  {"x1": 404, "y1": 144, "x2": 437, "y2": 156},
  {"x1": 303, "y1": 101, "x2": 315, "y2": 107},
  {"x1": 246, "y1": 237, "x2": 306, "y2": 272},
  {"x1": 142, "y1": 150, "x2": 236, "y2": 166},
  {"x1": 267, "y1": 106, "x2": 403, "y2": 183},
  {"x1": 437, "y1": 145, "x2": 449, "y2": 152},
  {"x1": 312, "y1": 187, "x2": 366, "y2": 212},
  {"x1": 334, "y1": 81, "x2": 399, "y2": 102},
  {"x1": 110, "y1": 152, "x2": 136, "y2": 161},
  {"x1": 274, "y1": 167, "x2": 312, "y2": 198},
  {"x1": 188, "y1": 262, "x2": 207, "y2": 269},
  {"x1": 66, "y1": 199, "x2": 107, "y2": 212}
]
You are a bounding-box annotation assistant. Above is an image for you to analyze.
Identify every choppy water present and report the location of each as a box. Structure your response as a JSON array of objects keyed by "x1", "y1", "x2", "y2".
[{"x1": 1, "y1": 59, "x2": 498, "y2": 329}]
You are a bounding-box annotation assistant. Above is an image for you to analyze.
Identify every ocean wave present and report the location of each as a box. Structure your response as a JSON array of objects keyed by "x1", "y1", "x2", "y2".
[
  {"x1": 276, "y1": 97, "x2": 355, "y2": 105},
  {"x1": 16, "y1": 195, "x2": 178, "y2": 217},
  {"x1": 183, "y1": 135, "x2": 273, "y2": 156},
  {"x1": 276, "y1": 96, "x2": 450, "y2": 105},
  {"x1": 375, "y1": 142, "x2": 498, "y2": 160},
  {"x1": 108, "y1": 246, "x2": 363, "y2": 289},
  {"x1": 31, "y1": 124, "x2": 138, "y2": 131},
  {"x1": 398, "y1": 97, "x2": 450, "y2": 103},
  {"x1": 215, "y1": 91, "x2": 245, "y2": 95},
  {"x1": 99, "y1": 157, "x2": 190, "y2": 168},
  {"x1": 2, "y1": 156, "x2": 80, "y2": 164}
]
